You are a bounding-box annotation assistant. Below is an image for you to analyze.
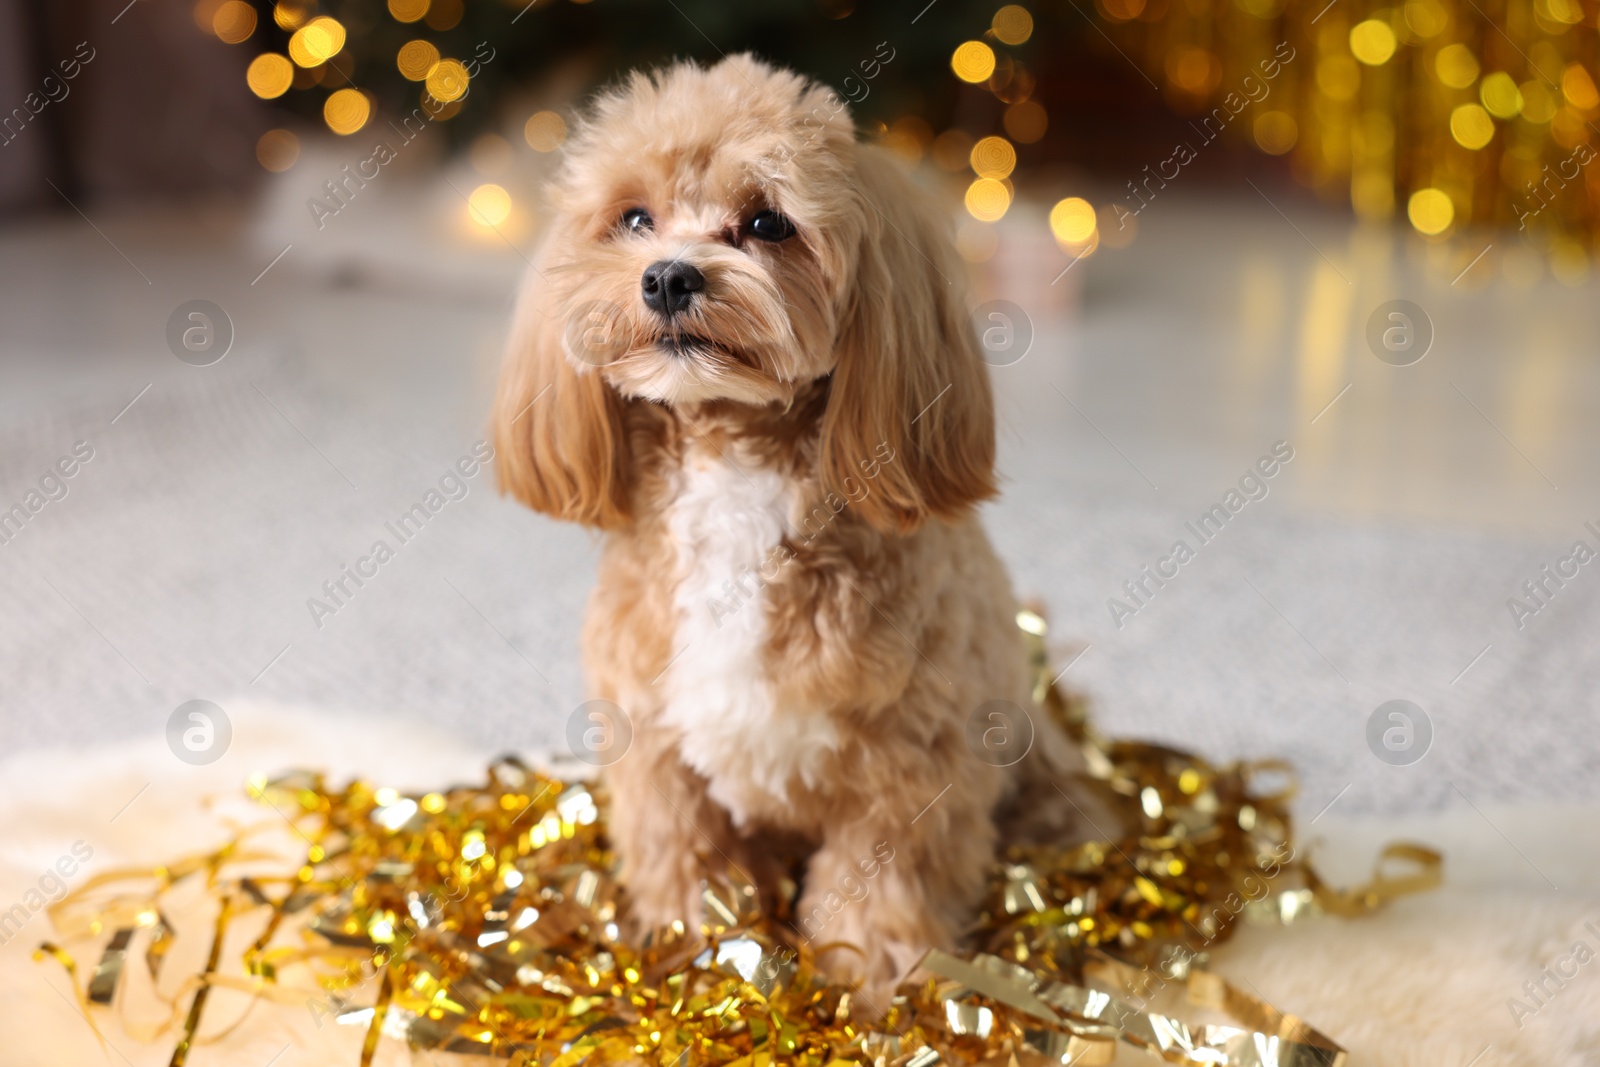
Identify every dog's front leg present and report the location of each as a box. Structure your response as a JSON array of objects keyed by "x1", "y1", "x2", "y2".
[
  {"x1": 797, "y1": 759, "x2": 999, "y2": 1015},
  {"x1": 607, "y1": 725, "x2": 741, "y2": 938}
]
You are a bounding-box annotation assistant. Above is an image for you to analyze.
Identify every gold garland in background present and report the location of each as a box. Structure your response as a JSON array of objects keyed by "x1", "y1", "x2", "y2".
[
  {"x1": 1092, "y1": 0, "x2": 1600, "y2": 279},
  {"x1": 901, "y1": 0, "x2": 1600, "y2": 278},
  {"x1": 36, "y1": 613, "x2": 1439, "y2": 1067}
]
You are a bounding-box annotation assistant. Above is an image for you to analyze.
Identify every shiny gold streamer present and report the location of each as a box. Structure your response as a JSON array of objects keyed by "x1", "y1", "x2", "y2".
[{"x1": 35, "y1": 612, "x2": 1438, "y2": 1066}]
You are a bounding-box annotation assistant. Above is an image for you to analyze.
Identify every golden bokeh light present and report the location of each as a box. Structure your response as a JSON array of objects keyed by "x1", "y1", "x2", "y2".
[
  {"x1": 991, "y1": 5, "x2": 1034, "y2": 45},
  {"x1": 246, "y1": 53, "x2": 294, "y2": 99},
  {"x1": 1049, "y1": 197, "x2": 1097, "y2": 246},
  {"x1": 1540, "y1": 0, "x2": 1584, "y2": 24},
  {"x1": 212, "y1": 0, "x2": 257, "y2": 43},
  {"x1": 309, "y1": 16, "x2": 346, "y2": 57},
  {"x1": 1349, "y1": 19, "x2": 1397, "y2": 65},
  {"x1": 256, "y1": 128, "x2": 300, "y2": 172},
  {"x1": 273, "y1": 1, "x2": 309, "y2": 29},
  {"x1": 468, "y1": 183, "x2": 513, "y2": 228},
  {"x1": 397, "y1": 39, "x2": 440, "y2": 81},
  {"x1": 1480, "y1": 72, "x2": 1523, "y2": 118},
  {"x1": 1167, "y1": 47, "x2": 1221, "y2": 94},
  {"x1": 388, "y1": 0, "x2": 430, "y2": 22},
  {"x1": 1407, "y1": 188, "x2": 1454, "y2": 235},
  {"x1": 969, "y1": 136, "x2": 1017, "y2": 179},
  {"x1": 951, "y1": 42, "x2": 996, "y2": 84},
  {"x1": 1562, "y1": 64, "x2": 1599, "y2": 110},
  {"x1": 426, "y1": 58, "x2": 470, "y2": 103},
  {"x1": 1520, "y1": 81, "x2": 1557, "y2": 123},
  {"x1": 524, "y1": 110, "x2": 568, "y2": 152},
  {"x1": 1253, "y1": 110, "x2": 1298, "y2": 154},
  {"x1": 289, "y1": 17, "x2": 346, "y2": 67},
  {"x1": 1449, "y1": 103, "x2": 1494, "y2": 149},
  {"x1": 1402, "y1": 0, "x2": 1448, "y2": 37},
  {"x1": 1435, "y1": 43, "x2": 1479, "y2": 89},
  {"x1": 1003, "y1": 100, "x2": 1048, "y2": 144},
  {"x1": 323, "y1": 88, "x2": 371, "y2": 135},
  {"x1": 964, "y1": 178, "x2": 1011, "y2": 221}
]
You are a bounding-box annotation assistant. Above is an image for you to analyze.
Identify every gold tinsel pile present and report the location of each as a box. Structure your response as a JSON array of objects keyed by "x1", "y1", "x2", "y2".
[
  {"x1": 38, "y1": 614, "x2": 1439, "y2": 1067},
  {"x1": 1096, "y1": 0, "x2": 1600, "y2": 272}
]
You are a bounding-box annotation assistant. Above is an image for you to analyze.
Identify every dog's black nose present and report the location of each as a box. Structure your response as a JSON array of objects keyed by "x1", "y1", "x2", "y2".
[{"x1": 641, "y1": 260, "x2": 704, "y2": 316}]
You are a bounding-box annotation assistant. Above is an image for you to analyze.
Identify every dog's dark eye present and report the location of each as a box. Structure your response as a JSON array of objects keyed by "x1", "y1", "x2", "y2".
[
  {"x1": 621, "y1": 207, "x2": 653, "y2": 234},
  {"x1": 747, "y1": 210, "x2": 795, "y2": 243}
]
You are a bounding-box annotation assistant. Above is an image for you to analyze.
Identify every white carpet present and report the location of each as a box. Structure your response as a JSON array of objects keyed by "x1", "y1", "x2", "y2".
[{"x1": 5, "y1": 193, "x2": 1600, "y2": 824}]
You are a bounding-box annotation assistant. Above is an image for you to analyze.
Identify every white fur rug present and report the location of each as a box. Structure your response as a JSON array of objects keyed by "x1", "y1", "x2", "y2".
[{"x1": 2, "y1": 702, "x2": 1596, "y2": 1067}]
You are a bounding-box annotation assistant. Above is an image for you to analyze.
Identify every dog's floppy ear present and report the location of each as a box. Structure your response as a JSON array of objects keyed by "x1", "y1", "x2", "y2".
[
  {"x1": 818, "y1": 144, "x2": 997, "y2": 534},
  {"x1": 492, "y1": 258, "x2": 633, "y2": 529}
]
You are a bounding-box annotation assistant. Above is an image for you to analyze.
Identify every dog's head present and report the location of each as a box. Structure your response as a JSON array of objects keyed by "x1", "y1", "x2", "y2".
[{"x1": 493, "y1": 54, "x2": 994, "y2": 532}]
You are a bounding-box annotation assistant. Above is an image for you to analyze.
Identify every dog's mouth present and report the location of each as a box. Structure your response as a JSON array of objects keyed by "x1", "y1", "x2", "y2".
[
  {"x1": 655, "y1": 333, "x2": 746, "y2": 364},
  {"x1": 658, "y1": 334, "x2": 714, "y2": 355}
]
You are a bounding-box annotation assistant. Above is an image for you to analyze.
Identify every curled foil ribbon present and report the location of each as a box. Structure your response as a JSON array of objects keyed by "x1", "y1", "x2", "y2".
[{"x1": 38, "y1": 611, "x2": 1439, "y2": 1066}]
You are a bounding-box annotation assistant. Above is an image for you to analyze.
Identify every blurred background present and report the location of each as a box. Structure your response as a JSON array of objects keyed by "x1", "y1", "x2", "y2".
[{"x1": 3, "y1": 0, "x2": 1599, "y2": 822}]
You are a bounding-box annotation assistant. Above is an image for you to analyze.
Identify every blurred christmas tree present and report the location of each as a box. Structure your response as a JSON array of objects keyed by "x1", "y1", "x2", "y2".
[
  {"x1": 212, "y1": 0, "x2": 1058, "y2": 146},
  {"x1": 204, "y1": 0, "x2": 1600, "y2": 269}
]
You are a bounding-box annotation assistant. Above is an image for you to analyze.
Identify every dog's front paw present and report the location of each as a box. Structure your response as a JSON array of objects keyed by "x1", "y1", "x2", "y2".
[{"x1": 812, "y1": 934, "x2": 930, "y2": 1022}]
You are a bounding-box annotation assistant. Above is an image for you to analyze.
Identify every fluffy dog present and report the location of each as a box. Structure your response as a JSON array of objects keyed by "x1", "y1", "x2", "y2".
[{"x1": 493, "y1": 54, "x2": 1100, "y2": 1005}]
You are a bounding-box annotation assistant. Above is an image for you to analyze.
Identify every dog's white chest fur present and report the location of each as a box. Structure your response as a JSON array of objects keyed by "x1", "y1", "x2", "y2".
[{"x1": 660, "y1": 454, "x2": 838, "y2": 823}]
